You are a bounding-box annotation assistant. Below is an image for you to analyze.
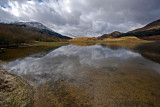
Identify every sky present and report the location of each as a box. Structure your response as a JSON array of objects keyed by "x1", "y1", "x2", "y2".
[{"x1": 0, "y1": 0, "x2": 160, "y2": 37}]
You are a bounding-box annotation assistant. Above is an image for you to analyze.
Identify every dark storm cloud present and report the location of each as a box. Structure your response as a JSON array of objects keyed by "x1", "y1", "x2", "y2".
[{"x1": 0, "y1": 0, "x2": 160, "y2": 37}]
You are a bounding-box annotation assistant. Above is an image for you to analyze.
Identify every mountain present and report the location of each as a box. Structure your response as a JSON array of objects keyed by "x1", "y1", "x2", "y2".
[
  {"x1": 99, "y1": 19, "x2": 160, "y2": 41},
  {"x1": 0, "y1": 22, "x2": 71, "y2": 47},
  {"x1": 117, "y1": 19, "x2": 160, "y2": 40},
  {"x1": 98, "y1": 31, "x2": 122, "y2": 40},
  {"x1": 127, "y1": 19, "x2": 160, "y2": 33},
  {"x1": 140, "y1": 19, "x2": 160, "y2": 30},
  {"x1": 13, "y1": 21, "x2": 71, "y2": 39},
  {"x1": 14, "y1": 22, "x2": 51, "y2": 31}
]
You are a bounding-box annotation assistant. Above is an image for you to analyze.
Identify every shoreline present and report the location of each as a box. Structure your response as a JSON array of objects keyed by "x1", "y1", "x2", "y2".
[{"x1": 0, "y1": 39, "x2": 156, "y2": 50}]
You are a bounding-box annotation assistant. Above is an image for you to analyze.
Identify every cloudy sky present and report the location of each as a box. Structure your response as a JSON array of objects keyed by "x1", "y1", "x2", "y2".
[{"x1": 0, "y1": 0, "x2": 160, "y2": 37}]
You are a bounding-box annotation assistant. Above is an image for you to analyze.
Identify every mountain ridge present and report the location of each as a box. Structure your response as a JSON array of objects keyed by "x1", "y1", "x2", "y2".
[
  {"x1": 98, "y1": 31, "x2": 122, "y2": 40},
  {"x1": 99, "y1": 19, "x2": 160, "y2": 40},
  {"x1": 0, "y1": 21, "x2": 71, "y2": 47},
  {"x1": 128, "y1": 19, "x2": 160, "y2": 33},
  {"x1": 14, "y1": 21, "x2": 52, "y2": 31},
  {"x1": 12, "y1": 21, "x2": 71, "y2": 39},
  {"x1": 144, "y1": 19, "x2": 160, "y2": 29}
]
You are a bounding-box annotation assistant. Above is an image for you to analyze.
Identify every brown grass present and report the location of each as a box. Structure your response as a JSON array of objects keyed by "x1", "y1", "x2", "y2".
[
  {"x1": 69, "y1": 37, "x2": 98, "y2": 42},
  {"x1": 104, "y1": 36, "x2": 149, "y2": 42}
]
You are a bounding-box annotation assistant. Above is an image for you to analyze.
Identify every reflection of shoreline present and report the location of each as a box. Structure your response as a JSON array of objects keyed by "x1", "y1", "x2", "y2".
[
  {"x1": 0, "y1": 46, "x2": 60, "y2": 62},
  {"x1": 135, "y1": 43, "x2": 160, "y2": 64},
  {"x1": 72, "y1": 42, "x2": 160, "y2": 64},
  {"x1": 139, "y1": 52, "x2": 160, "y2": 64},
  {"x1": 0, "y1": 60, "x2": 34, "y2": 106},
  {"x1": 100, "y1": 42, "x2": 160, "y2": 64}
]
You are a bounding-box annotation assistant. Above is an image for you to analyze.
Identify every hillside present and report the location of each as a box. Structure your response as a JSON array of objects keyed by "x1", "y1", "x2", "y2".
[
  {"x1": 134, "y1": 19, "x2": 160, "y2": 31},
  {"x1": 13, "y1": 22, "x2": 71, "y2": 39},
  {"x1": 118, "y1": 19, "x2": 160, "y2": 40},
  {"x1": 14, "y1": 22, "x2": 51, "y2": 30},
  {"x1": 0, "y1": 23, "x2": 71, "y2": 47},
  {"x1": 98, "y1": 31, "x2": 122, "y2": 40},
  {"x1": 99, "y1": 19, "x2": 160, "y2": 41},
  {"x1": 103, "y1": 36, "x2": 147, "y2": 42}
]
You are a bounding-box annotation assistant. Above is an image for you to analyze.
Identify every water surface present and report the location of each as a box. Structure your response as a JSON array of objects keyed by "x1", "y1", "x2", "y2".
[{"x1": 3, "y1": 43, "x2": 160, "y2": 107}]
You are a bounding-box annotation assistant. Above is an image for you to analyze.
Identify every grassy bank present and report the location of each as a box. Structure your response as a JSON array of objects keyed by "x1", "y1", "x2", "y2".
[
  {"x1": 69, "y1": 36, "x2": 153, "y2": 43},
  {"x1": 103, "y1": 36, "x2": 150, "y2": 42}
]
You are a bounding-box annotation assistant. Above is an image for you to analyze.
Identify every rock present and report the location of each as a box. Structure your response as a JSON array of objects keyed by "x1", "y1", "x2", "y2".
[{"x1": 0, "y1": 60, "x2": 34, "y2": 107}]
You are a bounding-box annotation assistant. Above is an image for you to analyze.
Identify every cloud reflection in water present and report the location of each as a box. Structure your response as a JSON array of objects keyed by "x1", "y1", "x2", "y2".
[{"x1": 3, "y1": 45, "x2": 142, "y2": 85}]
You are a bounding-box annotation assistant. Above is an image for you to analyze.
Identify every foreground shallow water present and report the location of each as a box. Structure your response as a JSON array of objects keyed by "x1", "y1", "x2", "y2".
[{"x1": 3, "y1": 43, "x2": 160, "y2": 106}]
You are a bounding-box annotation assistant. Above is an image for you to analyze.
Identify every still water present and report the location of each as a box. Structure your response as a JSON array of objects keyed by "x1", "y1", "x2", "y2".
[{"x1": 3, "y1": 43, "x2": 160, "y2": 106}]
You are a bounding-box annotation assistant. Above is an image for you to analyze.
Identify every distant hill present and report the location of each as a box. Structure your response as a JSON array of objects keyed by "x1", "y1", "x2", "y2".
[
  {"x1": 137, "y1": 19, "x2": 160, "y2": 30},
  {"x1": 13, "y1": 21, "x2": 71, "y2": 39},
  {"x1": 99, "y1": 19, "x2": 160, "y2": 41},
  {"x1": 0, "y1": 22, "x2": 71, "y2": 47},
  {"x1": 98, "y1": 31, "x2": 122, "y2": 40},
  {"x1": 118, "y1": 19, "x2": 160, "y2": 40},
  {"x1": 14, "y1": 22, "x2": 51, "y2": 30}
]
